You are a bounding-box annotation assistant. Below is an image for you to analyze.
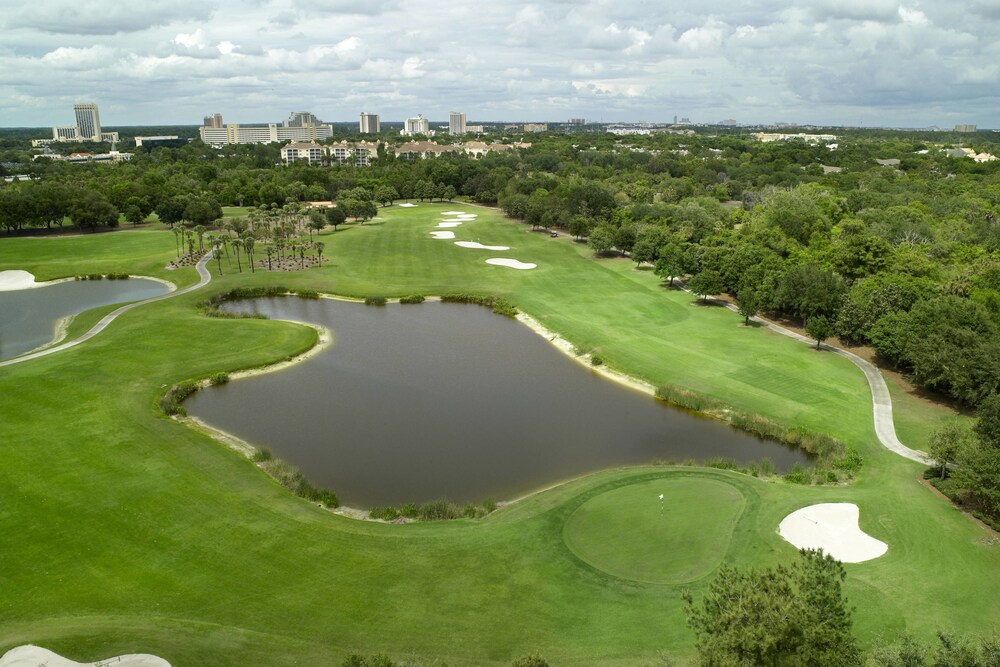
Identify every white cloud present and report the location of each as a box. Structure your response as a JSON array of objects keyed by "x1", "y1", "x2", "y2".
[{"x1": 174, "y1": 29, "x2": 207, "y2": 49}]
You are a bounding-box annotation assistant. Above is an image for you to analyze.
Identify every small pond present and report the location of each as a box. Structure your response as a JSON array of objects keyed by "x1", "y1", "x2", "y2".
[
  {"x1": 186, "y1": 298, "x2": 810, "y2": 507},
  {"x1": 0, "y1": 278, "x2": 169, "y2": 360}
]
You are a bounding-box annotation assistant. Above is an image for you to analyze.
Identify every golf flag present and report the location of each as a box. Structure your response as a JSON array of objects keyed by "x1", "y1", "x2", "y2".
[{"x1": 659, "y1": 494, "x2": 664, "y2": 501}]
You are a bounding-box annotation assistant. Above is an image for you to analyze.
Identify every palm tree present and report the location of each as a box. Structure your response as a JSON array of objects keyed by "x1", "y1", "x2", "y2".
[
  {"x1": 194, "y1": 225, "x2": 206, "y2": 252},
  {"x1": 315, "y1": 241, "x2": 325, "y2": 266},
  {"x1": 173, "y1": 227, "x2": 183, "y2": 258},
  {"x1": 243, "y1": 235, "x2": 256, "y2": 273}
]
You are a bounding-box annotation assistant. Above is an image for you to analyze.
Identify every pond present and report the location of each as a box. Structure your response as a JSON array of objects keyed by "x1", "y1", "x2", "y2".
[
  {"x1": 0, "y1": 278, "x2": 170, "y2": 361},
  {"x1": 186, "y1": 298, "x2": 810, "y2": 507}
]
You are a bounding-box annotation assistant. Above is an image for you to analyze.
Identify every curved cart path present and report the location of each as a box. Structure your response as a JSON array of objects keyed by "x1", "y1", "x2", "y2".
[
  {"x1": 0, "y1": 252, "x2": 214, "y2": 368},
  {"x1": 685, "y1": 286, "x2": 931, "y2": 464}
]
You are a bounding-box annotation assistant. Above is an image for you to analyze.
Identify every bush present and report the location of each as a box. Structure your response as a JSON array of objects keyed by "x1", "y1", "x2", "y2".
[
  {"x1": 364, "y1": 295, "x2": 387, "y2": 306},
  {"x1": 208, "y1": 371, "x2": 230, "y2": 385},
  {"x1": 833, "y1": 447, "x2": 864, "y2": 475},
  {"x1": 399, "y1": 295, "x2": 425, "y2": 304},
  {"x1": 369, "y1": 506, "x2": 399, "y2": 521},
  {"x1": 441, "y1": 293, "x2": 519, "y2": 318},
  {"x1": 399, "y1": 503, "x2": 418, "y2": 518},
  {"x1": 259, "y1": 458, "x2": 339, "y2": 507},
  {"x1": 295, "y1": 288, "x2": 320, "y2": 299},
  {"x1": 106, "y1": 272, "x2": 129, "y2": 280},
  {"x1": 784, "y1": 464, "x2": 811, "y2": 484},
  {"x1": 590, "y1": 353, "x2": 604, "y2": 366},
  {"x1": 158, "y1": 380, "x2": 199, "y2": 416},
  {"x1": 251, "y1": 447, "x2": 273, "y2": 462},
  {"x1": 511, "y1": 655, "x2": 549, "y2": 667},
  {"x1": 418, "y1": 499, "x2": 462, "y2": 520},
  {"x1": 342, "y1": 654, "x2": 395, "y2": 667},
  {"x1": 482, "y1": 497, "x2": 497, "y2": 513}
]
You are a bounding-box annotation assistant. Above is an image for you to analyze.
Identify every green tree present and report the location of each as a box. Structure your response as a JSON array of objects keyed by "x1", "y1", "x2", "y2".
[
  {"x1": 806, "y1": 315, "x2": 834, "y2": 349},
  {"x1": 588, "y1": 224, "x2": 616, "y2": 255},
  {"x1": 927, "y1": 421, "x2": 975, "y2": 479},
  {"x1": 325, "y1": 206, "x2": 346, "y2": 231},
  {"x1": 687, "y1": 270, "x2": 725, "y2": 303},
  {"x1": 684, "y1": 549, "x2": 859, "y2": 667},
  {"x1": 374, "y1": 185, "x2": 398, "y2": 207},
  {"x1": 736, "y1": 286, "x2": 765, "y2": 325},
  {"x1": 654, "y1": 242, "x2": 694, "y2": 287}
]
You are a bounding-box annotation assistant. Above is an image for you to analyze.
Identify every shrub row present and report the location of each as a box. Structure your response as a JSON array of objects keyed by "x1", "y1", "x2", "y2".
[
  {"x1": 440, "y1": 293, "x2": 519, "y2": 318},
  {"x1": 654, "y1": 457, "x2": 777, "y2": 479},
  {"x1": 259, "y1": 458, "x2": 339, "y2": 508},
  {"x1": 655, "y1": 383, "x2": 856, "y2": 482},
  {"x1": 76, "y1": 272, "x2": 129, "y2": 281},
  {"x1": 364, "y1": 295, "x2": 387, "y2": 306},
  {"x1": 159, "y1": 380, "x2": 199, "y2": 416},
  {"x1": 399, "y1": 295, "x2": 425, "y2": 304},
  {"x1": 368, "y1": 497, "x2": 498, "y2": 522}
]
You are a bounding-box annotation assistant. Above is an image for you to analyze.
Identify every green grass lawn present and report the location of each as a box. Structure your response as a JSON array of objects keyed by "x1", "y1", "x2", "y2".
[{"x1": 0, "y1": 202, "x2": 997, "y2": 666}]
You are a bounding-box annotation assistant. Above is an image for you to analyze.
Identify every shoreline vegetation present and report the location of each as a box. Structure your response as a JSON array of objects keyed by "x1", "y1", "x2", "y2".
[{"x1": 173, "y1": 289, "x2": 861, "y2": 521}]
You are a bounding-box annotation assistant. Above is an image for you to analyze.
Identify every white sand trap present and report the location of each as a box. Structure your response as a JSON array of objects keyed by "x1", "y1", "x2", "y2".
[
  {"x1": 399, "y1": 202, "x2": 417, "y2": 207},
  {"x1": 486, "y1": 258, "x2": 537, "y2": 270},
  {"x1": 0, "y1": 270, "x2": 39, "y2": 291},
  {"x1": 778, "y1": 503, "x2": 887, "y2": 563},
  {"x1": 456, "y1": 241, "x2": 510, "y2": 250},
  {"x1": 430, "y1": 231, "x2": 456, "y2": 239},
  {"x1": 456, "y1": 214, "x2": 478, "y2": 219},
  {"x1": 442, "y1": 210, "x2": 466, "y2": 215},
  {"x1": 0, "y1": 645, "x2": 170, "y2": 667},
  {"x1": 437, "y1": 222, "x2": 464, "y2": 228}
]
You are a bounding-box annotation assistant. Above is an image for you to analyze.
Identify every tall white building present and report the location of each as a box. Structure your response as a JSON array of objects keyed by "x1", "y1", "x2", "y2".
[
  {"x1": 284, "y1": 111, "x2": 322, "y2": 127},
  {"x1": 359, "y1": 112, "x2": 380, "y2": 134},
  {"x1": 74, "y1": 103, "x2": 101, "y2": 141},
  {"x1": 449, "y1": 111, "x2": 466, "y2": 135},
  {"x1": 402, "y1": 114, "x2": 430, "y2": 136},
  {"x1": 48, "y1": 102, "x2": 118, "y2": 143}
]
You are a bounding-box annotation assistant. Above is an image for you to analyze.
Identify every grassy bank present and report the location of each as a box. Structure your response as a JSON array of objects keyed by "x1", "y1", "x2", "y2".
[{"x1": 0, "y1": 203, "x2": 997, "y2": 665}]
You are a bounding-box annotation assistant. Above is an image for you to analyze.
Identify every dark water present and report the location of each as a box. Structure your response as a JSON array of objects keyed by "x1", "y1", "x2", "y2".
[
  {"x1": 186, "y1": 298, "x2": 809, "y2": 506},
  {"x1": 0, "y1": 278, "x2": 169, "y2": 360}
]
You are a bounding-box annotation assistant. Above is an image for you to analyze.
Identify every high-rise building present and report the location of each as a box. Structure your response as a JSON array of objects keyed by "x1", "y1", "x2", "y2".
[
  {"x1": 203, "y1": 113, "x2": 224, "y2": 128},
  {"x1": 403, "y1": 114, "x2": 430, "y2": 136},
  {"x1": 359, "y1": 112, "x2": 380, "y2": 134},
  {"x1": 954, "y1": 124, "x2": 978, "y2": 133},
  {"x1": 449, "y1": 111, "x2": 466, "y2": 135},
  {"x1": 74, "y1": 103, "x2": 101, "y2": 141}
]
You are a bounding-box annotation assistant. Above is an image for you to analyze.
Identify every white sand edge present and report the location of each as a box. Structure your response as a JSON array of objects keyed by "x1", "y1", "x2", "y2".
[
  {"x1": 430, "y1": 231, "x2": 456, "y2": 239},
  {"x1": 778, "y1": 503, "x2": 888, "y2": 563},
  {"x1": 436, "y1": 222, "x2": 463, "y2": 228},
  {"x1": 456, "y1": 241, "x2": 510, "y2": 250},
  {"x1": 485, "y1": 258, "x2": 536, "y2": 269},
  {"x1": 442, "y1": 210, "x2": 465, "y2": 215},
  {"x1": 398, "y1": 202, "x2": 418, "y2": 207},
  {"x1": 0, "y1": 645, "x2": 170, "y2": 667}
]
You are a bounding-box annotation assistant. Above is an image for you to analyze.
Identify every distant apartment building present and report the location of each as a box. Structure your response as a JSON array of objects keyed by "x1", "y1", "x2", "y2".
[
  {"x1": 753, "y1": 132, "x2": 838, "y2": 143},
  {"x1": 954, "y1": 124, "x2": 978, "y2": 133},
  {"x1": 449, "y1": 111, "x2": 467, "y2": 135},
  {"x1": 281, "y1": 142, "x2": 327, "y2": 165},
  {"x1": 280, "y1": 141, "x2": 380, "y2": 167},
  {"x1": 567, "y1": 118, "x2": 587, "y2": 125},
  {"x1": 330, "y1": 141, "x2": 379, "y2": 166},
  {"x1": 402, "y1": 115, "x2": 430, "y2": 136},
  {"x1": 359, "y1": 112, "x2": 380, "y2": 134},
  {"x1": 284, "y1": 111, "x2": 322, "y2": 127},
  {"x1": 394, "y1": 141, "x2": 459, "y2": 160},
  {"x1": 203, "y1": 113, "x2": 224, "y2": 128},
  {"x1": 199, "y1": 116, "x2": 334, "y2": 145},
  {"x1": 47, "y1": 102, "x2": 118, "y2": 143},
  {"x1": 466, "y1": 124, "x2": 485, "y2": 133},
  {"x1": 134, "y1": 135, "x2": 182, "y2": 147},
  {"x1": 523, "y1": 123, "x2": 548, "y2": 133}
]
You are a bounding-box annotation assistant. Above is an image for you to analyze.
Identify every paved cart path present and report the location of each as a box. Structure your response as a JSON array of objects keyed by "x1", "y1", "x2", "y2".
[{"x1": 0, "y1": 251, "x2": 213, "y2": 369}]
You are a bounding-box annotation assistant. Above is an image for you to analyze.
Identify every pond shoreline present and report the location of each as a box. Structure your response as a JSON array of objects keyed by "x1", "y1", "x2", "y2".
[{"x1": 179, "y1": 293, "x2": 809, "y2": 521}]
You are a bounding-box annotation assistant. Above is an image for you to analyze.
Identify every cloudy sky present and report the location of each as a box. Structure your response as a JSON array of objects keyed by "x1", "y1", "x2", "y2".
[{"x1": 1, "y1": 0, "x2": 998, "y2": 128}]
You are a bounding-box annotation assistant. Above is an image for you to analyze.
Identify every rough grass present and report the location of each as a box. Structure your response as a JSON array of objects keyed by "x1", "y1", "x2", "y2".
[{"x1": 0, "y1": 203, "x2": 998, "y2": 665}]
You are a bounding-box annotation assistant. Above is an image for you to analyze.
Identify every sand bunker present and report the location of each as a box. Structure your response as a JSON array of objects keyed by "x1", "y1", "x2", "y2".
[
  {"x1": 456, "y1": 241, "x2": 511, "y2": 250},
  {"x1": 430, "y1": 231, "x2": 456, "y2": 239},
  {"x1": 486, "y1": 258, "x2": 536, "y2": 270},
  {"x1": 437, "y1": 222, "x2": 463, "y2": 228},
  {"x1": 442, "y1": 210, "x2": 466, "y2": 215},
  {"x1": 0, "y1": 645, "x2": 170, "y2": 667},
  {"x1": 0, "y1": 270, "x2": 39, "y2": 292},
  {"x1": 399, "y1": 202, "x2": 417, "y2": 207},
  {"x1": 778, "y1": 503, "x2": 887, "y2": 563}
]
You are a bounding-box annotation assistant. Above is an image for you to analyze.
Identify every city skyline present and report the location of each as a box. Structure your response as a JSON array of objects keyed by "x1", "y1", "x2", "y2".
[{"x1": 1, "y1": 0, "x2": 998, "y2": 129}]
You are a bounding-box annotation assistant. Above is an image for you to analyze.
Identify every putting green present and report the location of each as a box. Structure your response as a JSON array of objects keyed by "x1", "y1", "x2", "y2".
[{"x1": 563, "y1": 477, "x2": 746, "y2": 584}]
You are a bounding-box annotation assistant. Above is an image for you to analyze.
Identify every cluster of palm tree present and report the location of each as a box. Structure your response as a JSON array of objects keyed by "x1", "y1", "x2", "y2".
[{"x1": 200, "y1": 213, "x2": 326, "y2": 276}]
